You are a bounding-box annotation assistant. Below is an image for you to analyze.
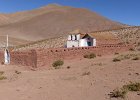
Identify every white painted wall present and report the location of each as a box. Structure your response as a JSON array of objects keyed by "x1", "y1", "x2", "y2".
[
  {"x1": 72, "y1": 35, "x2": 75, "y2": 40},
  {"x1": 68, "y1": 35, "x2": 71, "y2": 40},
  {"x1": 77, "y1": 34, "x2": 80, "y2": 40},
  {"x1": 79, "y1": 39, "x2": 88, "y2": 47},
  {"x1": 67, "y1": 34, "x2": 80, "y2": 41},
  {"x1": 67, "y1": 41, "x2": 79, "y2": 48},
  {"x1": 67, "y1": 34, "x2": 96, "y2": 48},
  {"x1": 93, "y1": 39, "x2": 96, "y2": 46}
]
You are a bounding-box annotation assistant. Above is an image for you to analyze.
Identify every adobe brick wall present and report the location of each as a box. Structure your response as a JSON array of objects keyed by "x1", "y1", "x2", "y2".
[
  {"x1": 35, "y1": 45, "x2": 132, "y2": 67},
  {"x1": 0, "y1": 49, "x2": 37, "y2": 68},
  {"x1": 10, "y1": 49, "x2": 37, "y2": 68},
  {"x1": 0, "y1": 45, "x2": 132, "y2": 69},
  {"x1": 0, "y1": 51, "x2": 4, "y2": 64}
]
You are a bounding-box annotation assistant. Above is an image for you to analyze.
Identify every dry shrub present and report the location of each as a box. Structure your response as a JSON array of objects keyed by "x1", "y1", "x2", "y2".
[
  {"x1": 0, "y1": 71, "x2": 4, "y2": 75},
  {"x1": 113, "y1": 53, "x2": 140, "y2": 62},
  {"x1": 84, "y1": 53, "x2": 96, "y2": 59},
  {"x1": 109, "y1": 88, "x2": 127, "y2": 99},
  {"x1": 123, "y1": 82, "x2": 140, "y2": 91},
  {"x1": 113, "y1": 58, "x2": 121, "y2": 62},
  {"x1": 0, "y1": 76, "x2": 7, "y2": 80},
  {"x1": 0, "y1": 71, "x2": 7, "y2": 80},
  {"x1": 114, "y1": 52, "x2": 119, "y2": 55},
  {"x1": 129, "y1": 48, "x2": 135, "y2": 51},
  {"x1": 109, "y1": 82, "x2": 140, "y2": 99},
  {"x1": 52, "y1": 60, "x2": 64, "y2": 69},
  {"x1": 15, "y1": 70, "x2": 21, "y2": 74},
  {"x1": 82, "y1": 71, "x2": 90, "y2": 76},
  {"x1": 132, "y1": 57, "x2": 139, "y2": 60}
]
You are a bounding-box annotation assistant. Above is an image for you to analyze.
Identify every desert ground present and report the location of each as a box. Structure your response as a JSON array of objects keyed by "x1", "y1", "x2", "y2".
[{"x1": 0, "y1": 51, "x2": 139, "y2": 100}]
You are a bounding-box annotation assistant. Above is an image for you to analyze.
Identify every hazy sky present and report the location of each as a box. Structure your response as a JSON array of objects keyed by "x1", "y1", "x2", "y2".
[{"x1": 0, "y1": 0, "x2": 139, "y2": 26}]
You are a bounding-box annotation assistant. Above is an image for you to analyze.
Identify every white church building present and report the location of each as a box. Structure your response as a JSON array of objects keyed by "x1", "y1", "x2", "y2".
[{"x1": 66, "y1": 30, "x2": 96, "y2": 48}]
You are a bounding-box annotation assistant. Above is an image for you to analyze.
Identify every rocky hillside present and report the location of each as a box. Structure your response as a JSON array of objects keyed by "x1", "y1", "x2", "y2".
[
  {"x1": 91, "y1": 26, "x2": 140, "y2": 49},
  {"x1": 0, "y1": 4, "x2": 125, "y2": 43},
  {"x1": 13, "y1": 36, "x2": 67, "y2": 51},
  {"x1": 11, "y1": 26, "x2": 139, "y2": 51}
]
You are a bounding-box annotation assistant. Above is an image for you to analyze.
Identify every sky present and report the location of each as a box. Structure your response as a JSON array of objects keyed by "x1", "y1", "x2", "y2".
[{"x1": 0, "y1": 0, "x2": 139, "y2": 26}]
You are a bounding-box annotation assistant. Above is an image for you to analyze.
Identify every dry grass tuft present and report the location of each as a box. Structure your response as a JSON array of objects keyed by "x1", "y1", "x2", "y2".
[
  {"x1": 84, "y1": 53, "x2": 96, "y2": 59},
  {"x1": 113, "y1": 52, "x2": 140, "y2": 62},
  {"x1": 0, "y1": 71, "x2": 7, "y2": 80},
  {"x1": 82, "y1": 71, "x2": 90, "y2": 76},
  {"x1": 109, "y1": 82, "x2": 140, "y2": 99},
  {"x1": 52, "y1": 60, "x2": 64, "y2": 69}
]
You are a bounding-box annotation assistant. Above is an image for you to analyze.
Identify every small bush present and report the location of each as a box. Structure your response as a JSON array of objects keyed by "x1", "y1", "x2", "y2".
[
  {"x1": 89, "y1": 53, "x2": 96, "y2": 59},
  {"x1": 115, "y1": 53, "x2": 140, "y2": 61},
  {"x1": 109, "y1": 82, "x2": 140, "y2": 99},
  {"x1": 0, "y1": 71, "x2": 7, "y2": 80},
  {"x1": 123, "y1": 82, "x2": 140, "y2": 91},
  {"x1": 0, "y1": 71, "x2": 4, "y2": 75},
  {"x1": 132, "y1": 57, "x2": 139, "y2": 60},
  {"x1": 113, "y1": 58, "x2": 121, "y2": 62},
  {"x1": 121, "y1": 54, "x2": 136, "y2": 60},
  {"x1": 97, "y1": 63, "x2": 103, "y2": 66},
  {"x1": 109, "y1": 89, "x2": 127, "y2": 99},
  {"x1": 84, "y1": 53, "x2": 96, "y2": 59},
  {"x1": 83, "y1": 54, "x2": 89, "y2": 58},
  {"x1": 0, "y1": 76, "x2": 7, "y2": 80},
  {"x1": 82, "y1": 72, "x2": 90, "y2": 76},
  {"x1": 129, "y1": 48, "x2": 135, "y2": 51},
  {"x1": 114, "y1": 52, "x2": 119, "y2": 55},
  {"x1": 15, "y1": 70, "x2": 21, "y2": 74},
  {"x1": 52, "y1": 60, "x2": 64, "y2": 69}
]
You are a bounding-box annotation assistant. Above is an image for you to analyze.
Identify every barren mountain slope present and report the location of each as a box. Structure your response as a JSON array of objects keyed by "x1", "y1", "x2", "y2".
[
  {"x1": 0, "y1": 4, "x2": 125, "y2": 41},
  {"x1": 0, "y1": 4, "x2": 70, "y2": 26}
]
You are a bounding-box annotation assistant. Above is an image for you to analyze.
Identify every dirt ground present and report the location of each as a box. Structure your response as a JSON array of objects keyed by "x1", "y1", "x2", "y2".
[{"x1": 0, "y1": 51, "x2": 140, "y2": 100}]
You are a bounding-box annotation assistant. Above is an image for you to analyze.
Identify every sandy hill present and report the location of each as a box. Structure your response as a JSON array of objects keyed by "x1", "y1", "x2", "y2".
[{"x1": 0, "y1": 4, "x2": 125, "y2": 44}]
